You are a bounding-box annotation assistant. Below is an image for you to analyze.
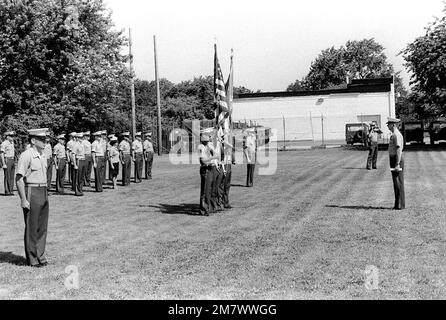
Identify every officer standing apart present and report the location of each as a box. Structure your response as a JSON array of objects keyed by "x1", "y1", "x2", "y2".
[
  {"x1": 71, "y1": 133, "x2": 86, "y2": 196},
  {"x1": 387, "y1": 117, "x2": 405, "y2": 210},
  {"x1": 1, "y1": 131, "x2": 15, "y2": 196},
  {"x1": 82, "y1": 132, "x2": 92, "y2": 187},
  {"x1": 44, "y1": 136, "x2": 53, "y2": 190},
  {"x1": 366, "y1": 122, "x2": 382, "y2": 170},
  {"x1": 119, "y1": 132, "x2": 132, "y2": 186},
  {"x1": 53, "y1": 134, "x2": 66, "y2": 194},
  {"x1": 91, "y1": 131, "x2": 105, "y2": 192},
  {"x1": 143, "y1": 132, "x2": 154, "y2": 179},
  {"x1": 244, "y1": 128, "x2": 257, "y2": 187},
  {"x1": 132, "y1": 132, "x2": 143, "y2": 183},
  {"x1": 16, "y1": 128, "x2": 50, "y2": 267}
]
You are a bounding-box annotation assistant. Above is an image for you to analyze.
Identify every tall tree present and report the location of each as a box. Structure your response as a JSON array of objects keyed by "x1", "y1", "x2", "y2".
[
  {"x1": 0, "y1": 0, "x2": 131, "y2": 137},
  {"x1": 402, "y1": 4, "x2": 446, "y2": 116},
  {"x1": 297, "y1": 39, "x2": 394, "y2": 91}
]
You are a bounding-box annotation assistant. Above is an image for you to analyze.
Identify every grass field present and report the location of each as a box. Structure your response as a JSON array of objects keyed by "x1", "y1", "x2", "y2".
[{"x1": 0, "y1": 148, "x2": 445, "y2": 299}]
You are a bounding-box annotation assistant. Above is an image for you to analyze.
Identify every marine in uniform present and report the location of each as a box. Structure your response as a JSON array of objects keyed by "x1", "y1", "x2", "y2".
[
  {"x1": 221, "y1": 133, "x2": 236, "y2": 209},
  {"x1": 82, "y1": 131, "x2": 93, "y2": 187},
  {"x1": 243, "y1": 129, "x2": 257, "y2": 187},
  {"x1": 107, "y1": 134, "x2": 115, "y2": 181},
  {"x1": 198, "y1": 134, "x2": 215, "y2": 216},
  {"x1": 91, "y1": 131, "x2": 105, "y2": 192},
  {"x1": 211, "y1": 132, "x2": 224, "y2": 211},
  {"x1": 132, "y1": 132, "x2": 143, "y2": 183},
  {"x1": 53, "y1": 134, "x2": 67, "y2": 194},
  {"x1": 119, "y1": 132, "x2": 132, "y2": 186},
  {"x1": 108, "y1": 136, "x2": 120, "y2": 189},
  {"x1": 66, "y1": 132, "x2": 75, "y2": 185},
  {"x1": 101, "y1": 131, "x2": 108, "y2": 183},
  {"x1": 143, "y1": 132, "x2": 154, "y2": 179},
  {"x1": 1, "y1": 131, "x2": 16, "y2": 195},
  {"x1": 15, "y1": 128, "x2": 50, "y2": 267},
  {"x1": 44, "y1": 136, "x2": 53, "y2": 190},
  {"x1": 387, "y1": 117, "x2": 405, "y2": 210},
  {"x1": 71, "y1": 133, "x2": 86, "y2": 196},
  {"x1": 366, "y1": 122, "x2": 382, "y2": 170}
]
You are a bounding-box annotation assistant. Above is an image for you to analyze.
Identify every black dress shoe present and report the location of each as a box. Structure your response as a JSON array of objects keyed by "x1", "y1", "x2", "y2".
[
  {"x1": 39, "y1": 262, "x2": 48, "y2": 267},
  {"x1": 30, "y1": 264, "x2": 43, "y2": 268},
  {"x1": 224, "y1": 205, "x2": 232, "y2": 209}
]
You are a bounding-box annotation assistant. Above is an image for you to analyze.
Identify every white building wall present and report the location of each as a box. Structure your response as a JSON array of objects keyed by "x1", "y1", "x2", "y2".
[{"x1": 233, "y1": 91, "x2": 395, "y2": 142}]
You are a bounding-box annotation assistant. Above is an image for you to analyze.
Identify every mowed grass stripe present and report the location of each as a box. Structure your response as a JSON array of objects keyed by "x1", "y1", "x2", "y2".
[{"x1": 155, "y1": 151, "x2": 364, "y2": 298}]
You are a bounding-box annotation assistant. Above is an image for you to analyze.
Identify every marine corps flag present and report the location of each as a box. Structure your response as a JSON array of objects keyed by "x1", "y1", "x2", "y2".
[{"x1": 214, "y1": 44, "x2": 229, "y2": 130}]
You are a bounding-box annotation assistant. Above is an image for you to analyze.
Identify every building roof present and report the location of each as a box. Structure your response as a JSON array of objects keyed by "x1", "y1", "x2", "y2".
[{"x1": 234, "y1": 77, "x2": 393, "y2": 100}]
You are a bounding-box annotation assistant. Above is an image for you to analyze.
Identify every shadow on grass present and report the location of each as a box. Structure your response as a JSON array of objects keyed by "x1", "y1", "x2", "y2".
[
  {"x1": 0, "y1": 252, "x2": 27, "y2": 266},
  {"x1": 341, "y1": 167, "x2": 368, "y2": 170},
  {"x1": 141, "y1": 203, "x2": 200, "y2": 216},
  {"x1": 231, "y1": 184, "x2": 248, "y2": 187},
  {"x1": 326, "y1": 205, "x2": 392, "y2": 210}
]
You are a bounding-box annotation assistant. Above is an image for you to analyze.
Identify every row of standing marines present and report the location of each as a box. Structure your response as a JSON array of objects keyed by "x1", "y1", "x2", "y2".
[
  {"x1": 0, "y1": 126, "x2": 257, "y2": 267},
  {"x1": 1, "y1": 130, "x2": 155, "y2": 197},
  {"x1": 0, "y1": 129, "x2": 154, "y2": 267}
]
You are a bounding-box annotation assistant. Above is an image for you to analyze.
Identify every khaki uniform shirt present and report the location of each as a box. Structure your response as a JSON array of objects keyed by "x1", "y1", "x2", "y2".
[
  {"x1": 389, "y1": 128, "x2": 404, "y2": 156},
  {"x1": 72, "y1": 141, "x2": 85, "y2": 160},
  {"x1": 368, "y1": 131, "x2": 379, "y2": 143},
  {"x1": 0, "y1": 140, "x2": 15, "y2": 158},
  {"x1": 143, "y1": 140, "x2": 154, "y2": 153},
  {"x1": 91, "y1": 140, "x2": 105, "y2": 156},
  {"x1": 132, "y1": 140, "x2": 143, "y2": 154},
  {"x1": 43, "y1": 143, "x2": 52, "y2": 160},
  {"x1": 109, "y1": 146, "x2": 120, "y2": 164},
  {"x1": 119, "y1": 140, "x2": 131, "y2": 155},
  {"x1": 53, "y1": 143, "x2": 66, "y2": 159},
  {"x1": 82, "y1": 140, "x2": 92, "y2": 157},
  {"x1": 198, "y1": 144, "x2": 212, "y2": 166},
  {"x1": 16, "y1": 148, "x2": 47, "y2": 184},
  {"x1": 244, "y1": 135, "x2": 256, "y2": 164}
]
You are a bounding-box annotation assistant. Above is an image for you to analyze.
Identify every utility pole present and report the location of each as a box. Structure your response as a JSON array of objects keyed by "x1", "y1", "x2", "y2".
[
  {"x1": 321, "y1": 114, "x2": 325, "y2": 147},
  {"x1": 129, "y1": 28, "x2": 136, "y2": 140},
  {"x1": 154, "y1": 35, "x2": 162, "y2": 156}
]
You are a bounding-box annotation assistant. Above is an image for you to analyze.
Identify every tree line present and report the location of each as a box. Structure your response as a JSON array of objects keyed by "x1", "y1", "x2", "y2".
[{"x1": 1, "y1": 0, "x2": 445, "y2": 139}]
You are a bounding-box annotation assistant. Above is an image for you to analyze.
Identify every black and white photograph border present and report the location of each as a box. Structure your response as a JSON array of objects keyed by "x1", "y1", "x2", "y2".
[{"x1": 0, "y1": 0, "x2": 445, "y2": 301}]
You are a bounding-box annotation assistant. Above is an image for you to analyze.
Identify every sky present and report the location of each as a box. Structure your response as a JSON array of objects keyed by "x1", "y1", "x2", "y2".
[{"x1": 103, "y1": 0, "x2": 445, "y2": 92}]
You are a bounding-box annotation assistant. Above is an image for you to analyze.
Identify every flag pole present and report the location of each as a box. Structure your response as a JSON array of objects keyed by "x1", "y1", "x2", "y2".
[
  {"x1": 154, "y1": 35, "x2": 162, "y2": 156},
  {"x1": 129, "y1": 28, "x2": 136, "y2": 140}
]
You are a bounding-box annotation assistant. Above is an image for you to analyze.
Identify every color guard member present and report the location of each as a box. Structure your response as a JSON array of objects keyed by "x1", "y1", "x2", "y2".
[{"x1": 198, "y1": 134, "x2": 214, "y2": 216}]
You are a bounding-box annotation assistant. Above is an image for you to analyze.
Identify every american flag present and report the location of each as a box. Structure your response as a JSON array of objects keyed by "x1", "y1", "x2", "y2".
[{"x1": 214, "y1": 44, "x2": 229, "y2": 129}]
